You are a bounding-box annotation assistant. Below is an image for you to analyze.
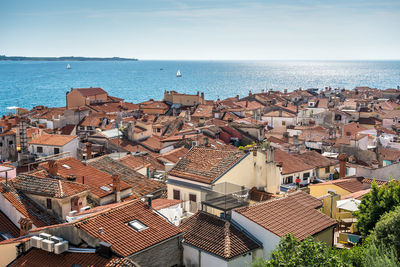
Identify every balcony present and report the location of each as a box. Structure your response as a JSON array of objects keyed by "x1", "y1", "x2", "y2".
[{"x1": 201, "y1": 182, "x2": 250, "y2": 214}]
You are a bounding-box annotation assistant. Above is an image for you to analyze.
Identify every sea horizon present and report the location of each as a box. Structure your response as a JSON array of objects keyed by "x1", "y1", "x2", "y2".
[{"x1": 1, "y1": 60, "x2": 399, "y2": 114}]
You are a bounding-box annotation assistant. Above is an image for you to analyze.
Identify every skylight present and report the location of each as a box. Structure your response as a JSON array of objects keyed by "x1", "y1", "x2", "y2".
[
  {"x1": 62, "y1": 164, "x2": 71, "y2": 169},
  {"x1": 100, "y1": 186, "x2": 111, "y2": 192},
  {"x1": 127, "y1": 220, "x2": 148, "y2": 232}
]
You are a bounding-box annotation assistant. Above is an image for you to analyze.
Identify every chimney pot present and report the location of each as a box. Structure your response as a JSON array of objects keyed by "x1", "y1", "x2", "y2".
[
  {"x1": 86, "y1": 143, "x2": 92, "y2": 160},
  {"x1": 145, "y1": 194, "x2": 153, "y2": 207}
]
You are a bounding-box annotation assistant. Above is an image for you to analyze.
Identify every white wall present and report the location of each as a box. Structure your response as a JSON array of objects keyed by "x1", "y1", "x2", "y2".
[
  {"x1": 183, "y1": 243, "x2": 254, "y2": 267},
  {"x1": 232, "y1": 211, "x2": 280, "y2": 259},
  {"x1": 157, "y1": 204, "x2": 183, "y2": 226},
  {"x1": 28, "y1": 138, "x2": 79, "y2": 158}
]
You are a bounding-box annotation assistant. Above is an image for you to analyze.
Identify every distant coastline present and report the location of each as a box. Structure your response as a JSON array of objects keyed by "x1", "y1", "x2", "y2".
[{"x1": 0, "y1": 55, "x2": 138, "y2": 61}]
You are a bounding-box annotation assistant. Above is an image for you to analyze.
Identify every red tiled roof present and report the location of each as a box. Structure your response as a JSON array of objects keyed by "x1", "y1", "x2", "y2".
[
  {"x1": 0, "y1": 210, "x2": 19, "y2": 239},
  {"x1": 10, "y1": 175, "x2": 90, "y2": 198},
  {"x1": 0, "y1": 183, "x2": 61, "y2": 227},
  {"x1": 157, "y1": 147, "x2": 188, "y2": 164},
  {"x1": 295, "y1": 151, "x2": 336, "y2": 168},
  {"x1": 88, "y1": 156, "x2": 165, "y2": 198},
  {"x1": 168, "y1": 147, "x2": 246, "y2": 184},
  {"x1": 118, "y1": 154, "x2": 165, "y2": 171},
  {"x1": 74, "y1": 87, "x2": 108, "y2": 97},
  {"x1": 235, "y1": 191, "x2": 336, "y2": 241},
  {"x1": 73, "y1": 199, "x2": 182, "y2": 257},
  {"x1": 9, "y1": 248, "x2": 137, "y2": 267},
  {"x1": 28, "y1": 134, "x2": 77, "y2": 146},
  {"x1": 180, "y1": 211, "x2": 260, "y2": 259},
  {"x1": 39, "y1": 157, "x2": 131, "y2": 198},
  {"x1": 152, "y1": 199, "x2": 181, "y2": 210},
  {"x1": 274, "y1": 149, "x2": 313, "y2": 175}
]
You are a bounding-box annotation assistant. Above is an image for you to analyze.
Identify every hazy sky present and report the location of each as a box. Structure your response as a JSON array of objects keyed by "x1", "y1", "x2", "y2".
[{"x1": 1, "y1": 0, "x2": 399, "y2": 60}]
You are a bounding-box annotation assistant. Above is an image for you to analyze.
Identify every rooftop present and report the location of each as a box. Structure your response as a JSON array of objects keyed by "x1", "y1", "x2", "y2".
[
  {"x1": 28, "y1": 134, "x2": 77, "y2": 146},
  {"x1": 180, "y1": 211, "x2": 260, "y2": 259},
  {"x1": 73, "y1": 87, "x2": 108, "y2": 97},
  {"x1": 234, "y1": 191, "x2": 336, "y2": 241},
  {"x1": 168, "y1": 147, "x2": 246, "y2": 184}
]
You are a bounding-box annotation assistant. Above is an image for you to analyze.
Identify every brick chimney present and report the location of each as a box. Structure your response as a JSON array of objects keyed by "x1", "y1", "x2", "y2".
[
  {"x1": 18, "y1": 218, "x2": 32, "y2": 237},
  {"x1": 112, "y1": 174, "x2": 121, "y2": 203},
  {"x1": 338, "y1": 154, "x2": 348, "y2": 178},
  {"x1": 48, "y1": 160, "x2": 58, "y2": 176},
  {"x1": 86, "y1": 143, "x2": 92, "y2": 160}
]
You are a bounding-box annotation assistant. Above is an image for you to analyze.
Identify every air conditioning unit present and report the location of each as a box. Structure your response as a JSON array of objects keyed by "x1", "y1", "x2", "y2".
[
  {"x1": 41, "y1": 239, "x2": 54, "y2": 252},
  {"x1": 50, "y1": 236, "x2": 63, "y2": 244},
  {"x1": 39, "y1": 233, "x2": 52, "y2": 240},
  {"x1": 54, "y1": 240, "x2": 68, "y2": 254},
  {"x1": 31, "y1": 236, "x2": 43, "y2": 248}
]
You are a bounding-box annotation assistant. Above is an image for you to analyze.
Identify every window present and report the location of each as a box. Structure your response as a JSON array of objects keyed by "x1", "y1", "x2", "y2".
[
  {"x1": 8, "y1": 140, "x2": 13, "y2": 145},
  {"x1": 46, "y1": 199, "x2": 52, "y2": 209},
  {"x1": 325, "y1": 167, "x2": 330, "y2": 173},
  {"x1": 54, "y1": 147, "x2": 60, "y2": 154},
  {"x1": 282, "y1": 121, "x2": 286, "y2": 126},
  {"x1": 0, "y1": 142, "x2": 2, "y2": 147},
  {"x1": 285, "y1": 176, "x2": 293, "y2": 184},
  {"x1": 189, "y1": 193, "x2": 197, "y2": 202},
  {"x1": 37, "y1": 146, "x2": 43, "y2": 153},
  {"x1": 303, "y1": 172, "x2": 310, "y2": 180},
  {"x1": 127, "y1": 220, "x2": 148, "y2": 232},
  {"x1": 173, "y1": 189, "x2": 180, "y2": 200}
]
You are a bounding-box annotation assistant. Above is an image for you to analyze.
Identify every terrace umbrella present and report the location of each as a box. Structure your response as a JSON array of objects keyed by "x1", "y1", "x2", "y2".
[{"x1": 336, "y1": 199, "x2": 361, "y2": 212}]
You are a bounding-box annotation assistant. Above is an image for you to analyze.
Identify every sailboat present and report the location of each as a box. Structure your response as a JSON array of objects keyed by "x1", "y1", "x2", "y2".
[
  {"x1": 176, "y1": 69, "x2": 181, "y2": 77},
  {"x1": 66, "y1": 64, "x2": 71, "y2": 69}
]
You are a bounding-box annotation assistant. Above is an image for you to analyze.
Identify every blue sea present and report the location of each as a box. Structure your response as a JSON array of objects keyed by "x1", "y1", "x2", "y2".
[{"x1": 0, "y1": 60, "x2": 400, "y2": 114}]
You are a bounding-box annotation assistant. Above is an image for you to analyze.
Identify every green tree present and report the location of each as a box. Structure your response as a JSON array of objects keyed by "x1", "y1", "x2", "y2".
[
  {"x1": 355, "y1": 180, "x2": 400, "y2": 235},
  {"x1": 252, "y1": 234, "x2": 347, "y2": 267},
  {"x1": 369, "y1": 205, "x2": 400, "y2": 256}
]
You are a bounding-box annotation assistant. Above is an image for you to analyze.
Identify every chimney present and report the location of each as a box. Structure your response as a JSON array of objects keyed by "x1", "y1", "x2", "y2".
[
  {"x1": 112, "y1": 174, "x2": 121, "y2": 203},
  {"x1": 279, "y1": 109, "x2": 282, "y2": 117},
  {"x1": 235, "y1": 95, "x2": 239, "y2": 101},
  {"x1": 284, "y1": 89, "x2": 288, "y2": 94},
  {"x1": 48, "y1": 160, "x2": 58, "y2": 176},
  {"x1": 246, "y1": 100, "x2": 249, "y2": 108},
  {"x1": 18, "y1": 218, "x2": 32, "y2": 237},
  {"x1": 338, "y1": 154, "x2": 348, "y2": 178},
  {"x1": 203, "y1": 137, "x2": 209, "y2": 147},
  {"x1": 249, "y1": 90, "x2": 252, "y2": 96},
  {"x1": 86, "y1": 143, "x2": 92, "y2": 160},
  {"x1": 145, "y1": 194, "x2": 153, "y2": 208},
  {"x1": 265, "y1": 145, "x2": 275, "y2": 163},
  {"x1": 201, "y1": 92, "x2": 204, "y2": 99}
]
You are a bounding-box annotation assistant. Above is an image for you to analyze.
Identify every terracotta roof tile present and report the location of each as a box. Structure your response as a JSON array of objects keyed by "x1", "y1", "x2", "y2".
[
  {"x1": 0, "y1": 210, "x2": 19, "y2": 239},
  {"x1": 180, "y1": 211, "x2": 260, "y2": 259},
  {"x1": 0, "y1": 183, "x2": 61, "y2": 227},
  {"x1": 295, "y1": 151, "x2": 337, "y2": 168},
  {"x1": 73, "y1": 199, "x2": 182, "y2": 257},
  {"x1": 235, "y1": 191, "x2": 336, "y2": 241},
  {"x1": 10, "y1": 175, "x2": 90, "y2": 198},
  {"x1": 168, "y1": 147, "x2": 246, "y2": 184},
  {"x1": 28, "y1": 134, "x2": 78, "y2": 146},
  {"x1": 88, "y1": 156, "x2": 166, "y2": 197},
  {"x1": 74, "y1": 87, "x2": 108, "y2": 97},
  {"x1": 274, "y1": 149, "x2": 314, "y2": 175},
  {"x1": 9, "y1": 248, "x2": 138, "y2": 267},
  {"x1": 157, "y1": 147, "x2": 188, "y2": 164},
  {"x1": 39, "y1": 157, "x2": 131, "y2": 198},
  {"x1": 152, "y1": 198, "x2": 181, "y2": 210}
]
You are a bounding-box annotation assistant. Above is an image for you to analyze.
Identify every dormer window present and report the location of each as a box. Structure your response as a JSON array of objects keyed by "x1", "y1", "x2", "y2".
[{"x1": 127, "y1": 220, "x2": 148, "y2": 232}]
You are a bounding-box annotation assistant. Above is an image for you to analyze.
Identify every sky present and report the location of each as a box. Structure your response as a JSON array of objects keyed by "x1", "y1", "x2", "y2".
[{"x1": 1, "y1": 0, "x2": 399, "y2": 60}]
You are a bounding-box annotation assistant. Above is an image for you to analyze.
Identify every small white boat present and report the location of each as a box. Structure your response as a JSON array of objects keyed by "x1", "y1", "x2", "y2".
[
  {"x1": 66, "y1": 64, "x2": 71, "y2": 69},
  {"x1": 176, "y1": 69, "x2": 181, "y2": 77}
]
